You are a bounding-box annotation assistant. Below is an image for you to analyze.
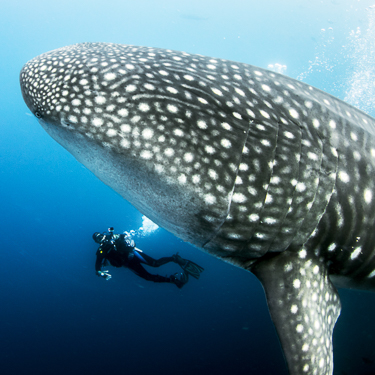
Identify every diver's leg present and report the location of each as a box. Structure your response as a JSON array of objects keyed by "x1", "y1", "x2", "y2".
[
  {"x1": 133, "y1": 250, "x2": 174, "y2": 267},
  {"x1": 127, "y1": 257, "x2": 188, "y2": 288},
  {"x1": 127, "y1": 258, "x2": 171, "y2": 283}
]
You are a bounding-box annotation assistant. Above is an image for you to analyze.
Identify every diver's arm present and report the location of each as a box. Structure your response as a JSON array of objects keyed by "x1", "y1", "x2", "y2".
[
  {"x1": 95, "y1": 247, "x2": 112, "y2": 280},
  {"x1": 95, "y1": 247, "x2": 106, "y2": 273}
]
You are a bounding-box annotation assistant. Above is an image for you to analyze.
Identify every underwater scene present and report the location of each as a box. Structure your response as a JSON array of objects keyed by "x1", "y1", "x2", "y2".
[{"x1": 2, "y1": 0, "x2": 375, "y2": 374}]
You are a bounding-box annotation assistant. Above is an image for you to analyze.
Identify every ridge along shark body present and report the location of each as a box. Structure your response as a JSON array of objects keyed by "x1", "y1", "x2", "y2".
[{"x1": 20, "y1": 43, "x2": 375, "y2": 375}]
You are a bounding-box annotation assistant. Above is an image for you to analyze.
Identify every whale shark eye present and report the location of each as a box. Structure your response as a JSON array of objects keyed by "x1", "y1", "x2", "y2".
[{"x1": 34, "y1": 111, "x2": 42, "y2": 118}]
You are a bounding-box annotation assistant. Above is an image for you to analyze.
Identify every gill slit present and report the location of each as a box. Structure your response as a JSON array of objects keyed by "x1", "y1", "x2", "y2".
[{"x1": 201, "y1": 123, "x2": 251, "y2": 248}]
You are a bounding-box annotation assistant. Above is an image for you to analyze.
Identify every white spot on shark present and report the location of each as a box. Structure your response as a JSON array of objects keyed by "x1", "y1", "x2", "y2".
[
  {"x1": 118, "y1": 108, "x2": 128, "y2": 117},
  {"x1": 68, "y1": 115, "x2": 78, "y2": 123},
  {"x1": 94, "y1": 96, "x2": 107, "y2": 105},
  {"x1": 120, "y1": 124, "x2": 131, "y2": 133},
  {"x1": 142, "y1": 128, "x2": 153, "y2": 139},
  {"x1": 329, "y1": 120, "x2": 336, "y2": 129},
  {"x1": 164, "y1": 148, "x2": 174, "y2": 157},
  {"x1": 261, "y1": 84, "x2": 271, "y2": 92},
  {"x1": 302, "y1": 344, "x2": 309, "y2": 352},
  {"x1": 167, "y1": 104, "x2": 178, "y2": 113},
  {"x1": 167, "y1": 87, "x2": 178, "y2": 94},
  {"x1": 284, "y1": 131, "x2": 294, "y2": 139},
  {"x1": 338, "y1": 171, "x2": 350, "y2": 183},
  {"x1": 139, "y1": 103, "x2": 150, "y2": 112},
  {"x1": 197, "y1": 97, "x2": 208, "y2": 105},
  {"x1": 364, "y1": 189, "x2": 372, "y2": 204},
  {"x1": 174, "y1": 129, "x2": 184, "y2": 137},
  {"x1": 221, "y1": 139, "x2": 231, "y2": 148},
  {"x1": 235, "y1": 88, "x2": 245, "y2": 96},
  {"x1": 140, "y1": 150, "x2": 153, "y2": 160},
  {"x1": 350, "y1": 247, "x2": 362, "y2": 260},
  {"x1": 249, "y1": 214, "x2": 259, "y2": 222},
  {"x1": 212, "y1": 88, "x2": 222, "y2": 96},
  {"x1": 205, "y1": 145, "x2": 215, "y2": 154},
  {"x1": 182, "y1": 153, "x2": 193, "y2": 162},
  {"x1": 178, "y1": 174, "x2": 187, "y2": 184},
  {"x1": 296, "y1": 182, "x2": 306, "y2": 192},
  {"x1": 293, "y1": 279, "x2": 301, "y2": 289},
  {"x1": 350, "y1": 132, "x2": 358, "y2": 141},
  {"x1": 313, "y1": 118, "x2": 320, "y2": 128},
  {"x1": 92, "y1": 118, "x2": 103, "y2": 127},
  {"x1": 104, "y1": 72, "x2": 116, "y2": 81},
  {"x1": 106, "y1": 129, "x2": 117, "y2": 137},
  {"x1": 204, "y1": 194, "x2": 216, "y2": 204},
  {"x1": 289, "y1": 108, "x2": 299, "y2": 119},
  {"x1": 126, "y1": 85, "x2": 137, "y2": 92},
  {"x1": 120, "y1": 139, "x2": 130, "y2": 148},
  {"x1": 208, "y1": 170, "x2": 218, "y2": 180},
  {"x1": 192, "y1": 175, "x2": 200, "y2": 184},
  {"x1": 232, "y1": 193, "x2": 247, "y2": 203}
]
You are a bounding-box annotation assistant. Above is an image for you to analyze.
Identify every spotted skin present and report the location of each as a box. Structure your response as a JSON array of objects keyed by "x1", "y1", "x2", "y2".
[{"x1": 20, "y1": 43, "x2": 375, "y2": 374}]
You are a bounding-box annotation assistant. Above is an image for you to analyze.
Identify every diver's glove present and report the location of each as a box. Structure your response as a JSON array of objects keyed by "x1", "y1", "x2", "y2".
[{"x1": 97, "y1": 270, "x2": 112, "y2": 280}]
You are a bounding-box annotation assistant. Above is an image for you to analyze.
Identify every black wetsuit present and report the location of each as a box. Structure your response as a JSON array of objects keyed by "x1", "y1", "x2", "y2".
[{"x1": 95, "y1": 234, "x2": 175, "y2": 283}]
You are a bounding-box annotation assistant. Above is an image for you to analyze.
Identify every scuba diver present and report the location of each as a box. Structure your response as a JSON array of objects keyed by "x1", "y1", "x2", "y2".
[{"x1": 93, "y1": 228, "x2": 204, "y2": 289}]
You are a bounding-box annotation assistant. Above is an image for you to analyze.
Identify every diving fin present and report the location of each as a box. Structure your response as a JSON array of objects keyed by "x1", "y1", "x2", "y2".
[
  {"x1": 173, "y1": 254, "x2": 204, "y2": 279},
  {"x1": 170, "y1": 272, "x2": 188, "y2": 289}
]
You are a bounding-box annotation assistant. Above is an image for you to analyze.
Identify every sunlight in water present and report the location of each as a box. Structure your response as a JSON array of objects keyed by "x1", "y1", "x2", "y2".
[
  {"x1": 344, "y1": 5, "x2": 375, "y2": 114},
  {"x1": 296, "y1": 5, "x2": 375, "y2": 116},
  {"x1": 139, "y1": 215, "x2": 159, "y2": 235},
  {"x1": 267, "y1": 63, "x2": 287, "y2": 75},
  {"x1": 124, "y1": 215, "x2": 159, "y2": 239}
]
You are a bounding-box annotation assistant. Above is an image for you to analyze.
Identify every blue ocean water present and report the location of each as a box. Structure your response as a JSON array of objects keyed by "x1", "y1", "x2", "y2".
[{"x1": 2, "y1": 1, "x2": 375, "y2": 374}]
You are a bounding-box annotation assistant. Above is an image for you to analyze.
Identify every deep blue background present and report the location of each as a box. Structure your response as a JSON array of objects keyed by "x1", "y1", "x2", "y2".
[{"x1": 2, "y1": 1, "x2": 375, "y2": 374}]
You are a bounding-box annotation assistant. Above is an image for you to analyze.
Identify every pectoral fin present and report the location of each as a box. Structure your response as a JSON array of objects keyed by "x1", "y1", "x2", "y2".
[{"x1": 251, "y1": 249, "x2": 341, "y2": 375}]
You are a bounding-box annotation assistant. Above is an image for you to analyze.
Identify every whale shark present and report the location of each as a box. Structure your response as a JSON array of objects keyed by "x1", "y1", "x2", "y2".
[{"x1": 20, "y1": 42, "x2": 375, "y2": 375}]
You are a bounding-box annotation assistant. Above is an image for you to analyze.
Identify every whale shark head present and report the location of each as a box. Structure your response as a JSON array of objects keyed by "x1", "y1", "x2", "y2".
[
  {"x1": 20, "y1": 43, "x2": 252, "y2": 252},
  {"x1": 20, "y1": 43, "x2": 375, "y2": 374}
]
